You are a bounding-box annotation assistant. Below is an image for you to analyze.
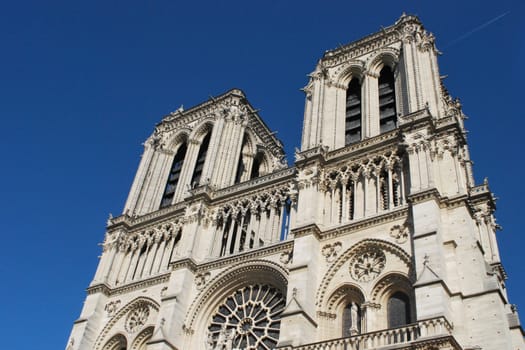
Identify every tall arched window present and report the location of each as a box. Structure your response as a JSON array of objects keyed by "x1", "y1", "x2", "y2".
[
  {"x1": 250, "y1": 152, "x2": 264, "y2": 179},
  {"x1": 190, "y1": 132, "x2": 211, "y2": 187},
  {"x1": 378, "y1": 66, "x2": 397, "y2": 133},
  {"x1": 160, "y1": 143, "x2": 187, "y2": 208},
  {"x1": 342, "y1": 302, "x2": 362, "y2": 337},
  {"x1": 388, "y1": 291, "x2": 411, "y2": 328},
  {"x1": 345, "y1": 79, "x2": 362, "y2": 145},
  {"x1": 234, "y1": 135, "x2": 247, "y2": 184}
]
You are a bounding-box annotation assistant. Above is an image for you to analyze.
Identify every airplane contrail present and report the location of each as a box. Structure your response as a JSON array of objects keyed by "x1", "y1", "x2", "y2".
[{"x1": 443, "y1": 11, "x2": 510, "y2": 48}]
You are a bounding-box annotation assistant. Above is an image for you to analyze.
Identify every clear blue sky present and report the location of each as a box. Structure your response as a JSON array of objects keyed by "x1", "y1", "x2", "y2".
[{"x1": 0, "y1": 1, "x2": 523, "y2": 349}]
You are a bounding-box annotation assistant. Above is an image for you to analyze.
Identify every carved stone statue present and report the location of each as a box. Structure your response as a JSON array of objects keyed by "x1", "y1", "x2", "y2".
[
  {"x1": 212, "y1": 324, "x2": 237, "y2": 350},
  {"x1": 205, "y1": 330, "x2": 214, "y2": 350},
  {"x1": 350, "y1": 302, "x2": 359, "y2": 335},
  {"x1": 225, "y1": 328, "x2": 236, "y2": 350}
]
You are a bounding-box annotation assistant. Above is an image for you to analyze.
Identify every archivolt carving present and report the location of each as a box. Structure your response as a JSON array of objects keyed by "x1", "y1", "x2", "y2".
[
  {"x1": 370, "y1": 273, "x2": 414, "y2": 304},
  {"x1": 94, "y1": 297, "x2": 160, "y2": 350},
  {"x1": 162, "y1": 128, "x2": 191, "y2": 152},
  {"x1": 102, "y1": 334, "x2": 127, "y2": 350},
  {"x1": 131, "y1": 326, "x2": 154, "y2": 350},
  {"x1": 183, "y1": 260, "x2": 288, "y2": 332},
  {"x1": 325, "y1": 284, "x2": 365, "y2": 313},
  {"x1": 189, "y1": 120, "x2": 215, "y2": 143},
  {"x1": 331, "y1": 59, "x2": 365, "y2": 87},
  {"x1": 366, "y1": 47, "x2": 400, "y2": 75},
  {"x1": 315, "y1": 239, "x2": 411, "y2": 309}
]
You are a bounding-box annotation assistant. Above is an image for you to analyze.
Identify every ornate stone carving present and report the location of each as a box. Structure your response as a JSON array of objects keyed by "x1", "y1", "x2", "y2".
[
  {"x1": 104, "y1": 300, "x2": 121, "y2": 317},
  {"x1": 207, "y1": 284, "x2": 285, "y2": 350},
  {"x1": 214, "y1": 185, "x2": 292, "y2": 226},
  {"x1": 390, "y1": 223, "x2": 409, "y2": 243},
  {"x1": 349, "y1": 247, "x2": 386, "y2": 282},
  {"x1": 195, "y1": 272, "x2": 211, "y2": 290},
  {"x1": 125, "y1": 304, "x2": 150, "y2": 333},
  {"x1": 322, "y1": 241, "x2": 342, "y2": 262},
  {"x1": 279, "y1": 250, "x2": 293, "y2": 265}
]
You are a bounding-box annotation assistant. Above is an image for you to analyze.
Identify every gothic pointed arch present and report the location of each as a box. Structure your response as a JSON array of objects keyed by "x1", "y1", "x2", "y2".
[
  {"x1": 183, "y1": 260, "x2": 288, "y2": 349},
  {"x1": 188, "y1": 121, "x2": 215, "y2": 187},
  {"x1": 131, "y1": 326, "x2": 154, "y2": 350},
  {"x1": 315, "y1": 239, "x2": 411, "y2": 310},
  {"x1": 165, "y1": 128, "x2": 191, "y2": 151},
  {"x1": 103, "y1": 333, "x2": 127, "y2": 350},
  {"x1": 252, "y1": 147, "x2": 272, "y2": 178},
  {"x1": 234, "y1": 131, "x2": 256, "y2": 184},
  {"x1": 332, "y1": 60, "x2": 365, "y2": 87},
  {"x1": 378, "y1": 65, "x2": 397, "y2": 133},
  {"x1": 345, "y1": 77, "x2": 363, "y2": 145},
  {"x1": 94, "y1": 297, "x2": 160, "y2": 350},
  {"x1": 370, "y1": 273, "x2": 415, "y2": 329},
  {"x1": 160, "y1": 141, "x2": 188, "y2": 208},
  {"x1": 366, "y1": 47, "x2": 400, "y2": 76}
]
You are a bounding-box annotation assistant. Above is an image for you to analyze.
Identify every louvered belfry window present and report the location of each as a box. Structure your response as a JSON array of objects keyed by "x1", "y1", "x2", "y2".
[
  {"x1": 379, "y1": 66, "x2": 397, "y2": 133},
  {"x1": 160, "y1": 143, "x2": 187, "y2": 208},
  {"x1": 190, "y1": 132, "x2": 211, "y2": 187},
  {"x1": 345, "y1": 79, "x2": 362, "y2": 145}
]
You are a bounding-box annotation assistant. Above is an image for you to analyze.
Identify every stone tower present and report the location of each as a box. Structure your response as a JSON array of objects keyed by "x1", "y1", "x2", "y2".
[{"x1": 66, "y1": 15, "x2": 524, "y2": 350}]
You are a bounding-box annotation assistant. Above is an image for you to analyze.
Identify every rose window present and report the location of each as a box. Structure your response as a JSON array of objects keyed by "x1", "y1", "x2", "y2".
[
  {"x1": 207, "y1": 284, "x2": 286, "y2": 350},
  {"x1": 125, "y1": 304, "x2": 150, "y2": 333},
  {"x1": 350, "y1": 248, "x2": 386, "y2": 282}
]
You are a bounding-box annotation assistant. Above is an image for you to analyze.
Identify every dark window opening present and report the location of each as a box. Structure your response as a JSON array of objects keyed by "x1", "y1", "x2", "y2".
[
  {"x1": 388, "y1": 291, "x2": 411, "y2": 328},
  {"x1": 160, "y1": 143, "x2": 187, "y2": 208},
  {"x1": 235, "y1": 135, "x2": 247, "y2": 184},
  {"x1": 250, "y1": 153, "x2": 264, "y2": 179},
  {"x1": 379, "y1": 66, "x2": 397, "y2": 133},
  {"x1": 191, "y1": 132, "x2": 211, "y2": 187},
  {"x1": 345, "y1": 79, "x2": 362, "y2": 145}
]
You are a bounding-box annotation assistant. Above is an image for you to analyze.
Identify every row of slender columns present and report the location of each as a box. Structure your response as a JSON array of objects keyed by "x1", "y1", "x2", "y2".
[
  {"x1": 324, "y1": 168, "x2": 404, "y2": 226},
  {"x1": 214, "y1": 203, "x2": 291, "y2": 257},
  {"x1": 97, "y1": 235, "x2": 177, "y2": 286}
]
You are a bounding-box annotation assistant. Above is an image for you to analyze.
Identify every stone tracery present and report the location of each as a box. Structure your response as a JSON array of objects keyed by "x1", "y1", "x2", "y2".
[
  {"x1": 207, "y1": 284, "x2": 286, "y2": 350},
  {"x1": 319, "y1": 151, "x2": 405, "y2": 225},
  {"x1": 213, "y1": 185, "x2": 293, "y2": 257}
]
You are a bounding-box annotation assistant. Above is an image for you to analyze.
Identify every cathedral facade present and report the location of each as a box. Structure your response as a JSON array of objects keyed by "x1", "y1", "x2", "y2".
[{"x1": 66, "y1": 15, "x2": 524, "y2": 350}]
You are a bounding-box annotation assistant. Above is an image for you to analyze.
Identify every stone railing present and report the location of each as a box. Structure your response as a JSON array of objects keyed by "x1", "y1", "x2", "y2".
[
  {"x1": 278, "y1": 317, "x2": 453, "y2": 350},
  {"x1": 469, "y1": 183, "x2": 489, "y2": 196}
]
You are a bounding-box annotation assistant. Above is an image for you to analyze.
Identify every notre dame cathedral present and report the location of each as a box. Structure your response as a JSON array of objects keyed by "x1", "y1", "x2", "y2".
[{"x1": 66, "y1": 15, "x2": 524, "y2": 350}]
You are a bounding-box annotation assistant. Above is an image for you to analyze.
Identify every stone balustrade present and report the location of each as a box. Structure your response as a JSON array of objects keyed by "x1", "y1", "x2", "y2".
[{"x1": 278, "y1": 316, "x2": 453, "y2": 350}]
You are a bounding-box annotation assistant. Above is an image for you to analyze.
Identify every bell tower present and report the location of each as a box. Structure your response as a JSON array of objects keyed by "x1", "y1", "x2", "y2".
[{"x1": 66, "y1": 15, "x2": 524, "y2": 350}]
